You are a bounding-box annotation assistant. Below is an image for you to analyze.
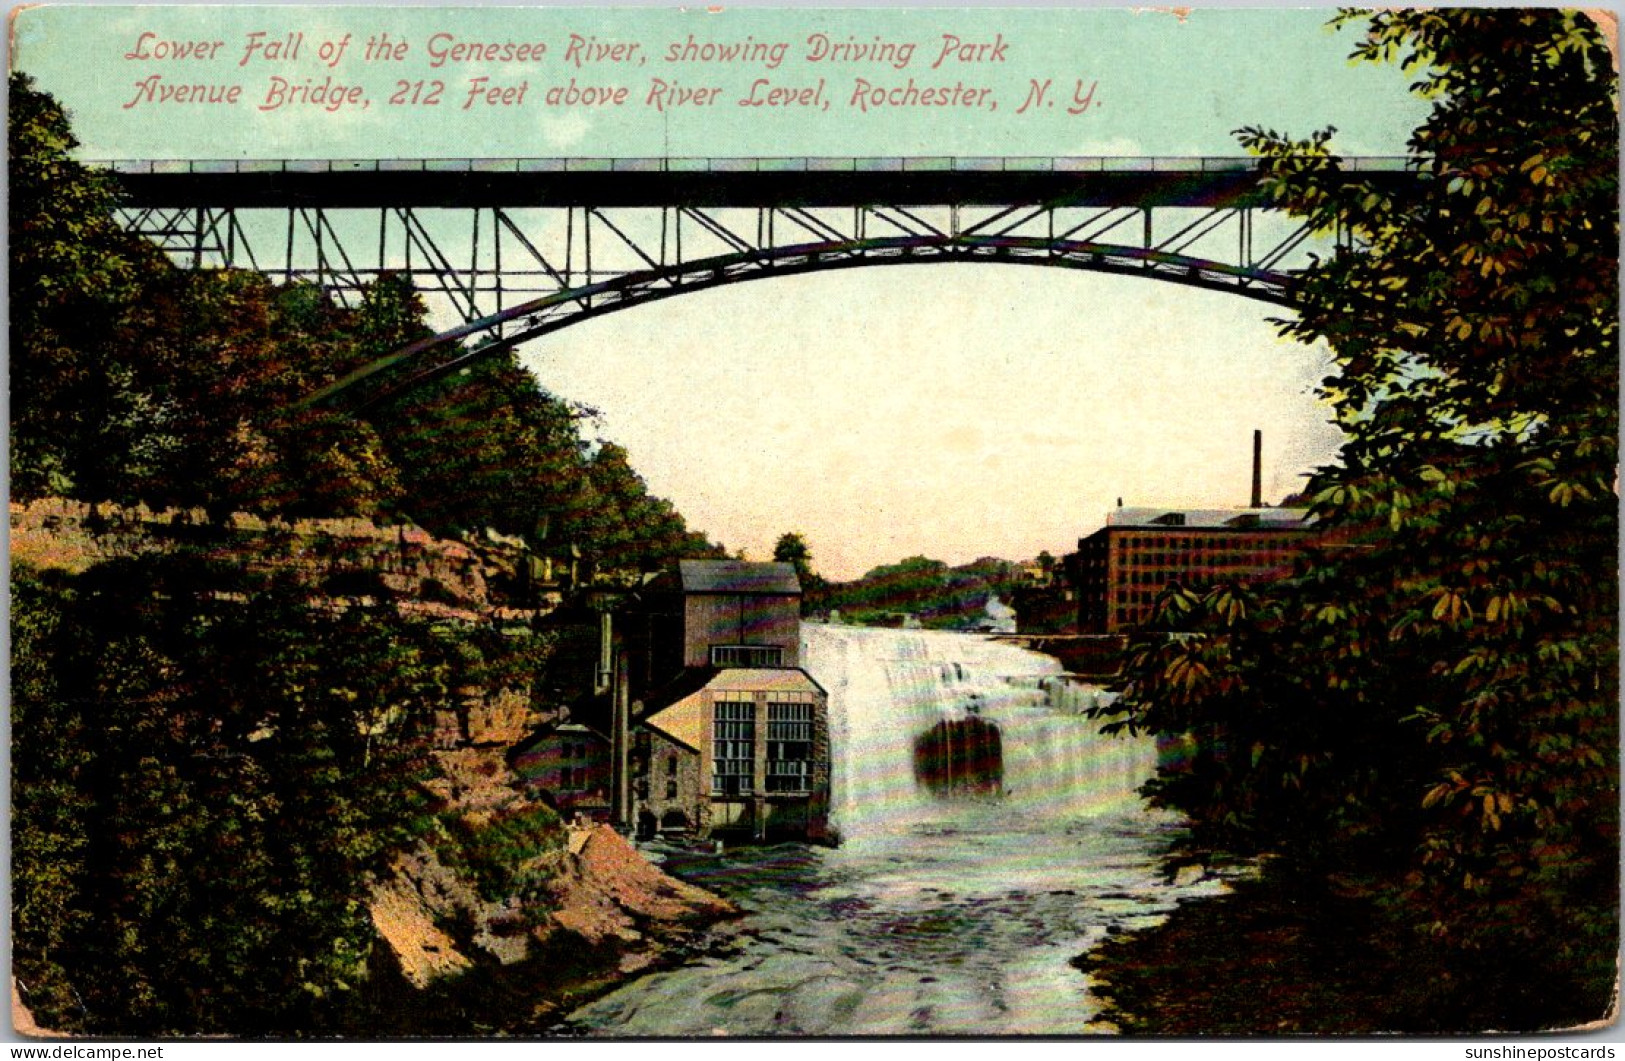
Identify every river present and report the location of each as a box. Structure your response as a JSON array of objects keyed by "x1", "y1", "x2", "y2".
[{"x1": 563, "y1": 625, "x2": 1224, "y2": 1036}]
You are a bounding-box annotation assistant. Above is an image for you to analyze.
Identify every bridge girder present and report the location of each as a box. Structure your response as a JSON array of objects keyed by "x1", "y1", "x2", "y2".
[{"x1": 103, "y1": 156, "x2": 1411, "y2": 403}]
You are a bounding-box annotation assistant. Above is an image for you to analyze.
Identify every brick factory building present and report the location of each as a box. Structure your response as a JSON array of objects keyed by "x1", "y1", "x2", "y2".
[{"x1": 1075, "y1": 506, "x2": 1318, "y2": 634}]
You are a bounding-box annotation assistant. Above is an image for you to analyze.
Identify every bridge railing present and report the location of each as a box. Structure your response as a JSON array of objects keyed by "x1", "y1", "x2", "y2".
[{"x1": 93, "y1": 155, "x2": 1413, "y2": 176}]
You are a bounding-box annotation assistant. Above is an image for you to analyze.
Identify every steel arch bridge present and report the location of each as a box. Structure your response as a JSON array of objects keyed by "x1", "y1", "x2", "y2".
[{"x1": 103, "y1": 155, "x2": 1412, "y2": 403}]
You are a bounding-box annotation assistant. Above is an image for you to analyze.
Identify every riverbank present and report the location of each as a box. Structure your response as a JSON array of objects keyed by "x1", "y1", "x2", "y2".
[
  {"x1": 1076, "y1": 874, "x2": 1400, "y2": 1035},
  {"x1": 14, "y1": 826, "x2": 737, "y2": 1039},
  {"x1": 1077, "y1": 872, "x2": 1618, "y2": 1035},
  {"x1": 363, "y1": 824, "x2": 739, "y2": 1036}
]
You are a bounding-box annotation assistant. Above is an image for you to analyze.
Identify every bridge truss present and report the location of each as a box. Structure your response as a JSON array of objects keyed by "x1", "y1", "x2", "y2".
[{"x1": 104, "y1": 155, "x2": 1410, "y2": 401}]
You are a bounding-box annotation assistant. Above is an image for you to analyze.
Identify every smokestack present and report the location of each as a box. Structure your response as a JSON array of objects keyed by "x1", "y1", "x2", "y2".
[{"x1": 1251, "y1": 429, "x2": 1263, "y2": 509}]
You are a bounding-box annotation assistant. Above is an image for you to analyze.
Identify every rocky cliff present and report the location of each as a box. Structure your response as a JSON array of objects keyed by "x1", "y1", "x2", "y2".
[
  {"x1": 9, "y1": 497, "x2": 557, "y2": 620},
  {"x1": 11, "y1": 500, "x2": 735, "y2": 1034}
]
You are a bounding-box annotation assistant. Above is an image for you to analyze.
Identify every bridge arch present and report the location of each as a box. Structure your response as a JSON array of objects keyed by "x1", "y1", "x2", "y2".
[{"x1": 303, "y1": 234, "x2": 1298, "y2": 407}]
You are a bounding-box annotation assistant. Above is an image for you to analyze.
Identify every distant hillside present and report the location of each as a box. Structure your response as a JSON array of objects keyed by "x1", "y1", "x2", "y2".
[{"x1": 817, "y1": 555, "x2": 1022, "y2": 630}]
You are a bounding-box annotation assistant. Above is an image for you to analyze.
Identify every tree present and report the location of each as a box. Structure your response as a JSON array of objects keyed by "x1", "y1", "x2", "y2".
[
  {"x1": 7, "y1": 75, "x2": 729, "y2": 1036},
  {"x1": 773, "y1": 532, "x2": 827, "y2": 613},
  {"x1": 1094, "y1": 9, "x2": 1616, "y2": 1029},
  {"x1": 9, "y1": 75, "x2": 717, "y2": 565},
  {"x1": 8, "y1": 73, "x2": 170, "y2": 499},
  {"x1": 8, "y1": 76, "x2": 414, "y2": 517},
  {"x1": 11, "y1": 553, "x2": 457, "y2": 1034},
  {"x1": 10, "y1": 568, "x2": 94, "y2": 1025},
  {"x1": 772, "y1": 531, "x2": 815, "y2": 584}
]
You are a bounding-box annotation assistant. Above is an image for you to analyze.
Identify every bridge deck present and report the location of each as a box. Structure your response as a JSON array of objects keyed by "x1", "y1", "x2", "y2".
[{"x1": 98, "y1": 156, "x2": 1412, "y2": 209}]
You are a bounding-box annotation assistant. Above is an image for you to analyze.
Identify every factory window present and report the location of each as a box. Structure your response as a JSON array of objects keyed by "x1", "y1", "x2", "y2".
[
  {"x1": 711, "y1": 644, "x2": 784, "y2": 668},
  {"x1": 712, "y1": 701, "x2": 755, "y2": 796},
  {"x1": 766, "y1": 702, "x2": 814, "y2": 793}
]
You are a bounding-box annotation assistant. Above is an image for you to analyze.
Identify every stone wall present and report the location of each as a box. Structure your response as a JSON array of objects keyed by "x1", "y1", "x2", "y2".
[{"x1": 637, "y1": 731, "x2": 706, "y2": 835}]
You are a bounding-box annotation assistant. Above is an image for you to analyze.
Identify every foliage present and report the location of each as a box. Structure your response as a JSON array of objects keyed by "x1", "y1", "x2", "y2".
[
  {"x1": 772, "y1": 531, "x2": 812, "y2": 576},
  {"x1": 823, "y1": 555, "x2": 1021, "y2": 628},
  {"x1": 10, "y1": 546, "x2": 589, "y2": 1034},
  {"x1": 10, "y1": 555, "x2": 455, "y2": 1034},
  {"x1": 8, "y1": 73, "x2": 168, "y2": 499},
  {"x1": 10, "y1": 569, "x2": 95, "y2": 1024},
  {"x1": 366, "y1": 341, "x2": 587, "y2": 544},
  {"x1": 8, "y1": 72, "x2": 730, "y2": 1036},
  {"x1": 1092, "y1": 9, "x2": 1617, "y2": 1028},
  {"x1": 772, "y1": 531, "x2": 827, "y2": 612},
  {"x1": 579, "y1": 442, "x2": 722, "y2": 581},
  {"x1": 438, "y1": 803, "x2": 565, "y2": 908},
  {"x1": 1009, "y1": 551, "x2": 1073, "y2": 634}
]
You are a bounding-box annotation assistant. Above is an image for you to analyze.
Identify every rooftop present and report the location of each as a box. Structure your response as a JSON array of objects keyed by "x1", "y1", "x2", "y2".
[
  {"x1": 1103, "y1": 506, "x2": 1312, "y2": 530},
  {"x1": 677, "y1": 559, "x2": 801, "y2": 595},
  {"x1": 640, "y1": 667, "x2": 825, "y2": 753}
]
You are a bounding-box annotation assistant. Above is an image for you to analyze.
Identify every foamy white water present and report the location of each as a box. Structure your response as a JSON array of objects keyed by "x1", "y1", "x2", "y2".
[
  {"x1": 564, "y1": 625, "x2": 1221, "y2": 1036},
  {"x1": 806, "y1": 625, "x2": 1156, "y2": 843}
]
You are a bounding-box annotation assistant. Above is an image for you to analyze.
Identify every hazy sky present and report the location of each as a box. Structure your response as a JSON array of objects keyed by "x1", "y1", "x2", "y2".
[
  {"x1": 529, "y1": 264, "x2": 1346, "y2": 580},
  {"x1": 13, "y1": 5, "x2": 1426, "y2": 580}
]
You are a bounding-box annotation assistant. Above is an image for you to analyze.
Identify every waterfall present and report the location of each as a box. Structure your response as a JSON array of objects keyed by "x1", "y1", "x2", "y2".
[
  {"x1": 569, "y1": 625, "x2": 1194, "y2": 1036},
  {"x1": 801, "y1": 624, "x2": 1155, "y2": 843}
]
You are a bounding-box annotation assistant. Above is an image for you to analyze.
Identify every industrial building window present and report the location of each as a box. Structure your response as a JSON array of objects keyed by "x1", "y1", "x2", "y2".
[
  {"x1": 713, "y1": 701, "x2": 755, "y2": 796},
  {"x1": 766, "y1": 702, "x2": 814, "y2": 793},
  {"x1": 710, "y1": 644, "x2": 784, "y2": 668}
]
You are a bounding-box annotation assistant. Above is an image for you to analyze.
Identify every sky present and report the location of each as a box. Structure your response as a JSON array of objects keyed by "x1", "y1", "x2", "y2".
[
  {"x1": 12, "y1": 5, "x2": 1428, "y2": 580},
  {"x1": 532, "y1": 265, "x2": 1347, "y2": 579}
]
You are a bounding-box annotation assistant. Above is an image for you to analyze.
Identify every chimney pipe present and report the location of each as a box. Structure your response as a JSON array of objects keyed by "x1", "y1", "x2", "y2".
[{"x1": 1251, "y1": 430, "x2": 1263, "y2": 509}]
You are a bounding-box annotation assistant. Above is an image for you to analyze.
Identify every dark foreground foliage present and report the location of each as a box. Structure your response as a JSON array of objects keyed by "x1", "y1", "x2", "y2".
[
  {"x1": 1081, "y1": 870, "x2": 1615, "y2": 1035},
  {"x1": 1091, "y1": 9, "x2": 1618, "y2": 1031},
  {"x1": 818, "y1": 554, "x2": 1022, "y2": 628},
  {"x1": 14, "y1": 557, "x2": 436, "y2": 1034}
]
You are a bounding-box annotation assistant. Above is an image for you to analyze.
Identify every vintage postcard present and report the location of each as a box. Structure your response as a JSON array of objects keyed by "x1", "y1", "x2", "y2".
[{"x1": 8, "y1": 2, "x2": 1619, "y2": 1043}]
